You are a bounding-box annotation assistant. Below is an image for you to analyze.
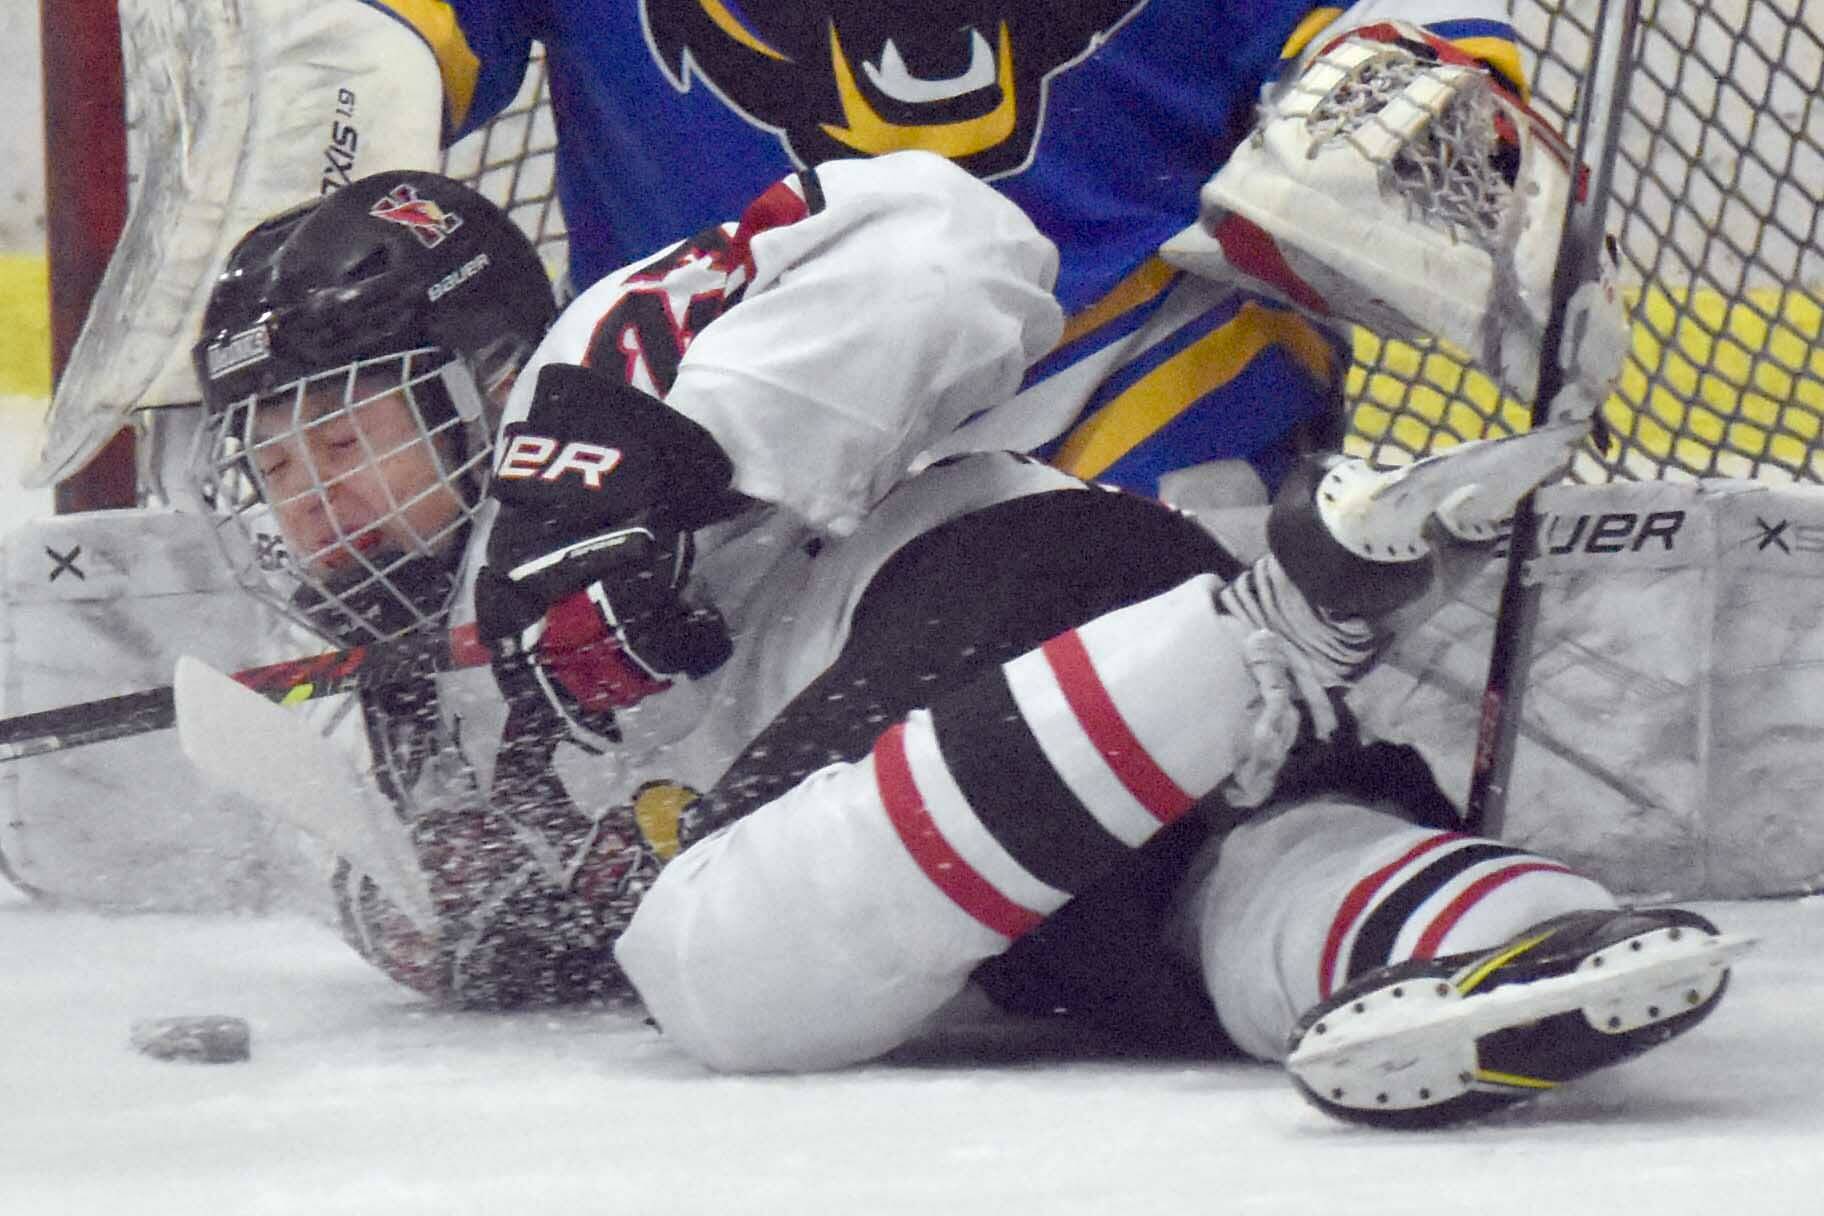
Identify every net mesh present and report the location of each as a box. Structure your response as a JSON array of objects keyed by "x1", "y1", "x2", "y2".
[
  {"x1": 441, "y1": 1, "x2": 1824, "y2": 484},
  {"x1": 1346, "y1": 0, "x2": 1824, "y2": 483}
]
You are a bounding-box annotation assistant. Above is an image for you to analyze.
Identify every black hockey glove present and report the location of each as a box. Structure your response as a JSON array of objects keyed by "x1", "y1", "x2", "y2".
[
  {"x1": 474, "y1": 363, "x2": 739, "y2": 730},
  {"x1": 332, "y1": 797, "x2": 665, "y2": 1010}
]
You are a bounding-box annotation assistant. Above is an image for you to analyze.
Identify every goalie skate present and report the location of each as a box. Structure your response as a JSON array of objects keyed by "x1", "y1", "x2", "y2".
[
  {"x1": 1263, "y1": 419, "x2": 1590, "y2": 622},
  {"x1": 1285, "y1": 908, "x2": 1752, "y2": 1128},
  {"x1": 1317, "y1": 419, "x2": 1589, "y2": 561}
]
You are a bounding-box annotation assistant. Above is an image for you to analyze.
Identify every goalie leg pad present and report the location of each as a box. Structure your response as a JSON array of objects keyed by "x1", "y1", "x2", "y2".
[{"x1": 2, "y1": 510, "x2": 323, "y2": 910}]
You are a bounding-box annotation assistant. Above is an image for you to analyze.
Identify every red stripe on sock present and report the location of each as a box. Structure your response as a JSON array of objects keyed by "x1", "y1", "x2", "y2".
[
  {"x1": 873, "y1": 723, "x2": 1043, "y2": 940},
  {"x1": 1412, "y1": 861, "x2": 1575, "y2": 959},
  {"x1": 1041, "y1": 631, "x2": 1195, "y2": 824},
  {"x1": 1318, "y1": 832, "x2": 1467, "y2": 998}
]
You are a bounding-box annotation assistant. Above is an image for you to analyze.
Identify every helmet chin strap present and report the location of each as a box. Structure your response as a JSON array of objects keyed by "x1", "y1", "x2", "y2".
[{"x1": 438, "y1": 359, "x2": 488, "y2": 425}]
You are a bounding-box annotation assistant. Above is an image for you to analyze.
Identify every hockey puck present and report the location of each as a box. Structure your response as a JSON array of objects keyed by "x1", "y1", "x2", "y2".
[{"x1": 129, "y1": 1015, "x2": 252, "y2": 1063}]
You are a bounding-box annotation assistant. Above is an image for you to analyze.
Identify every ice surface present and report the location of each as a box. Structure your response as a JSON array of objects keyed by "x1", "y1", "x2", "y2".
[
  {"x1": 6, "y1": 405, "x2": 1824, "y2": 1214},
  {"x1": 1, "y1": 895, "x2": 1821, "y2": 1216}
]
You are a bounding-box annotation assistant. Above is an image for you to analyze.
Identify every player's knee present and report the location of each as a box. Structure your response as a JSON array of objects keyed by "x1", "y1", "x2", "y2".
[
  {"x1": 619, "y1": 762, "x2": 989, "y2": 1072},
  {"x1": 614, "y1": 846, "x2": 781, "y2": 1072},
  {"x1": 617, "y1": 857, "x2": 917, "y2": 1073}
]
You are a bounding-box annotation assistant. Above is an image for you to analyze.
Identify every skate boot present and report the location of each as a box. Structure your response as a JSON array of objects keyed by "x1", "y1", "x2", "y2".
[
  {"x1": 1285, "y1": 907, "x2": 1752, "y2": 1128},
  {"x1": 1267, "y1": 420, "x2": 1588, "y2": 619},
  {"x1": 1218, "y1": 421, "x2": 1592, "y2": 688}
]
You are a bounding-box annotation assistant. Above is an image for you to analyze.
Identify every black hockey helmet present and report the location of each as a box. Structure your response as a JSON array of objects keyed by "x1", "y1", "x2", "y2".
[
  {"x1": 190, "y1": 171, "x2": 557, "y2": 644},
  {"x1": 193, "y1": 169, "x2": 555, "y2": 410}
]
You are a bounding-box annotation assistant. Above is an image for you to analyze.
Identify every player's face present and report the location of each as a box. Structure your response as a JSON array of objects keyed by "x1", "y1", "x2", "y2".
[{"x1": 249, "y1": 367, "x2": 467, "y2": 578}]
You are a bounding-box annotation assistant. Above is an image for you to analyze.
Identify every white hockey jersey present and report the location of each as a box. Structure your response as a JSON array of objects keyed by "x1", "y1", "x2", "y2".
[{"x1": 391, "y1": 151, "x2": 1078, "y2": 831}]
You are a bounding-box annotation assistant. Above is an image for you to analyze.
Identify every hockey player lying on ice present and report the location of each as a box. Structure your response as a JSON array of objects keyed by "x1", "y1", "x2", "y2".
[{"x1": 181, "y1": 142, "x2": 1744, "y2": 1129}]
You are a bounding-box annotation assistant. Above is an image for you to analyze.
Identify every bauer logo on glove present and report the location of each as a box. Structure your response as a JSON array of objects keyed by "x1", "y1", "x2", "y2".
[
  {"x1": 494, "y1": 433, "x2": 626, "y2": 489},
  {"x1": 475, "y1": 361, "x2": 740, "y2": 734}
]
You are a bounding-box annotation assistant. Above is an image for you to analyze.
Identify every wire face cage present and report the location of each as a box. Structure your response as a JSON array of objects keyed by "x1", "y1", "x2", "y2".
[{"x1": 193, "y1": 349, "x2": 489, "y2": 645}]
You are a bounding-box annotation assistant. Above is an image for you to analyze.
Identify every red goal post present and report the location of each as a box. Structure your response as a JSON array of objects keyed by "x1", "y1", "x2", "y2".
[
  {"x1": 38, "y1": 0, "x2": 1824, "y2": 506},
  {"x1": 39, "y1": 0, "x2": 132, "y2": 512}
]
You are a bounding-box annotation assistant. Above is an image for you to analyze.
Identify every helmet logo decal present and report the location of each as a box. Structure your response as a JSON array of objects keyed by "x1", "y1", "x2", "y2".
[
  {"x1": 369, "y1": 184, "x2": 464, "y2": 247},
  {"x1": 428, "y1": 252, "x2": 493, "y2": 302},
  {"x1": 203, "y1": 322, "x2": 272, "y2": 379}
]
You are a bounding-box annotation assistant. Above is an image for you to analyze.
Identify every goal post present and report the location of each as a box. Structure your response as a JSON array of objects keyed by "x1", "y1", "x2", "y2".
[{"x1": 39, "y1": 0, "x2": 134, "y2": 513}]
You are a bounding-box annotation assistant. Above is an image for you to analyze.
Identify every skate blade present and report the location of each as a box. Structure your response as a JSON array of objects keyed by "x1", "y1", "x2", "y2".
[
  {"x1": 1367, "y1": 420, "x2": 1587, "y2": 518},
  {"x1": 1288, "y1": 929, "x2": 1754, "y2": 1112}
]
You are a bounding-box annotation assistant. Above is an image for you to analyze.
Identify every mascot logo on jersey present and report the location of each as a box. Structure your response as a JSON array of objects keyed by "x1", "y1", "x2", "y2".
[{"x1": 640, "y1": 0, "x2": 1148, "y2": 177}]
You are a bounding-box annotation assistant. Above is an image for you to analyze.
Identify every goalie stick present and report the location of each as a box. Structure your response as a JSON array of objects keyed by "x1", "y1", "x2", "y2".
[
  {"x1": 1464, "y1": 0, "x2": 1645, "y2": 836},
  {"x1": 0, "y1": 622, "x2": 494, "y2": 766}
]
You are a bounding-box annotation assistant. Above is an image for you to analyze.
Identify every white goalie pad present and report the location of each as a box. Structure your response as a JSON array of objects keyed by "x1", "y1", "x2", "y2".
[
  {"x1": 1160, "y1": 24, "x2": 1624, "y2": 403},
  {"x1": 0, "y1": 509, "x2": 323, "y2": 909},
  {"x1": 1349, "y1": 478, "x2": 1824, "y2": 899},
  {"x1": 25, "y1": 0, "x2": 442, "y2": 489}
]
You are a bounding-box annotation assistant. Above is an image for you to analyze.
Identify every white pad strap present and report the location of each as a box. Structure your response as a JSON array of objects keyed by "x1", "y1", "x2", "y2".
[
  {"x1": 29, "y1": 0, "x2": 443, "y2": 488},
  {"x1": 1218, "y1": 553, "x2": 1379, "y2": 685}
]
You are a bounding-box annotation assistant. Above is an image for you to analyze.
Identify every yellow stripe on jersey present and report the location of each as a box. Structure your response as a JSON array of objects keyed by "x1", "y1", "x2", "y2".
[
  {"x1": 1452, "y1": 35, "x2": 1529, "y2": 96},
  {"x1": 1051, "y1": 302, "x2": 1336, "y2": 479},
  {"x1": 1059, "y1": 257, "x2": 1178, "y2": 348},
  {"x1": 366, "y1": 0, "x2": 484, "y2": 132},
  {"x1": 1280, "y1": 7, "x2": 1346, "y2": 60}
]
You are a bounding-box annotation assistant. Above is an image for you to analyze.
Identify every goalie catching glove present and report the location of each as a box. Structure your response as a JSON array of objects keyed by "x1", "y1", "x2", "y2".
[
  {"x1": 1162, "y1": 20, "x2": 1630, "y2": 409},
  {"x1": 475, "y1": 363, "x2": 739, "y2": 740}
]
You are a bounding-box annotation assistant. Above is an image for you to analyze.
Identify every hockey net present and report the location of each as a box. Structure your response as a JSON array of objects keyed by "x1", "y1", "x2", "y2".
[{"x1": 436, "y1": 1, "x2": 1822, "y2": 487}]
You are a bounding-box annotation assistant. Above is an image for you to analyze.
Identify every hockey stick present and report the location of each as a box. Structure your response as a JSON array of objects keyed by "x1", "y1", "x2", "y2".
[
  {"x1": 173, "y1": 654, "x2": 439, "y2": 932},
  {"x1": 0, "y1": 621, "x2": 494, "y2": 766},
  {"x1": 1463, "y1": 0, "x2": 1645, "y2": 837}
]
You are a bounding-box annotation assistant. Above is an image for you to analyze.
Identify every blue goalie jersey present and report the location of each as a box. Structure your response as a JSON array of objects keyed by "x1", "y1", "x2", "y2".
[{"x1": 366, "y1": 0, "x2": 1521, "y2": 498}]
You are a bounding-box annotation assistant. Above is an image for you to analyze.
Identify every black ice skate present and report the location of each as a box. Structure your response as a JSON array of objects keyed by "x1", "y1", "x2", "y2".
[
  {"x1": 1284, "y1": 907, "x2": 1752, "y2": 1128},
  {"x1": 1264, "y1": 420, "x2": 1590, "y2": 622}
]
